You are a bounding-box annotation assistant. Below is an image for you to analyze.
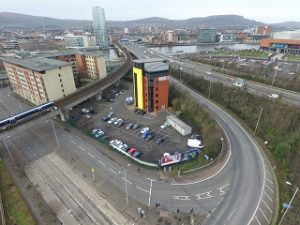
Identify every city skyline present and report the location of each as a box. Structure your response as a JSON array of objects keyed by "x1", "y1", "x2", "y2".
[{"x1": 1, "y1": 0, "x2": 299, "y2": 23}]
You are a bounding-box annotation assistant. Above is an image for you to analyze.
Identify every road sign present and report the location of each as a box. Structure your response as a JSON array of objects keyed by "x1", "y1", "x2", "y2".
[{"x1": 283, "y1": 203, "x2": 292, "y2": 209}]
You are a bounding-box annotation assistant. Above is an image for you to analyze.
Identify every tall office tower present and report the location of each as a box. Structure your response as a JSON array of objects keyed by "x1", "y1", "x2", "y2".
[
  {"x1": 132, "y1": 58, "x2": 169, "y2": 113},
  {"x1": 92, "y1": 6, "x2": 108, "y2": 47}
]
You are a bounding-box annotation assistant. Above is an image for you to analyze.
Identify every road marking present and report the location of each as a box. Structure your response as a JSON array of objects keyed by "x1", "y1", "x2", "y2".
[
  {"x1": 88, "y1": 152, "x2": 95, "y2": 158},
  {"x1": 121, "y1": 177, "x2": 132, "y2": 185},
  {"x1": 265, "y1": 177, "x2": 273, "y2": 184},
  {"x1": 262, "y1": 199, "x2": 273, "y2": 214},
  {"x1": 212, "y1": 208, "x2": 216, "y2": 213},
  {"x1": 259, "y1": 207, "x2": 270, "y2": 224},
  {"x1": 97, "y1": 160, "x2": 106, "y2": 166},
  {"x1": 71, "y1": 140, "x2": 76, "y2": 144},
  {"x1": 195, "y1": 191, "x2": 213, "y2": 200},
  {"x1": 172, "y1": 196, "x2": 190, "y2": 201},
  {"x1": 218, "y1": 184, "x2": 230, "y2": 195},
  {"x1": 255, "y1": 216, "x2": 262, "y2": 225},
  {"x1": 136, "y1": 186, "x2": 149, "y2": 193},
  {"x1": 109, "y1": 168, "x2": 117, "y2": 175},
  {"x1": 79, "y1": 145, "x2": 86, "y2": 152},
  {"x1": 264, "y1": 191, "x2": 273, "y2": 202},
  {"x1": 265, "y1": 184, "x2": 274, "y2": 193}
]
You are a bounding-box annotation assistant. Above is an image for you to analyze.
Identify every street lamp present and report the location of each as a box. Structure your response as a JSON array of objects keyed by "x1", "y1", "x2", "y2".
[
  {"x1": 279, "y1": 181, "x2": 299, "y2": 225},
  {"x1": 179, "y1": 66, "x2": 183, "y2": 82},
  {"x1": 208, "y1": 78, "x2": 212, "y2": 99},
  {"x1": 221, "y1": 60, "x2": 225, "y2": 73}
]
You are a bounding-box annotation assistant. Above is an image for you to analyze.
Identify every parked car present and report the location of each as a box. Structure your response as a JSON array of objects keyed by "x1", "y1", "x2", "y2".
[
  {"x1": 141, "y1": 130, "x2": 150, "y2": 139},
  {"x1": 84, "y1": 114, "x2": 91, "y2": 119},
  {"x1": 140, "y1": 110, "x2": 146, "y2": 116},
  {"x1": 108, "y1": 117, "x2": 117, "y2": 124},
  {"x1": 126, "y1": 122, "x2": 134, "y2": 130},
  {"x1": 91, "y1": 128, "x2": 99, "y2": 134},
  {"x1": 102, "y1": 116, "x2": 110, "y2": 122},
  {"x1": 81, "y1": 108, "x2": 89, "y2": 114},
  {"x1": 156, "y1": 136, "x2": 166, "y2": 144},
  {"x1": 117, "y1": 120, "x2": 125, "y2": 128},
  {"x1": 121, "y1": 144, "x2": 129, "y2": 151},
  {"x1": 146, "y1": 132, "x2": 155, "y2": 141},
  {"x1": 160, "y1": 121, "x2": 170, "y2": 129},
  {"x1": 114, "y1": 118, "x2": 122, "y2": 126},
  {"x1": 140, "y1": 127, "x2": 150, "y2": 134},
  {"x1": 107, "y1": 112, "x2": 115, "y2": 118},
  {"x1": 133, "y1": 108, "x2": 139, "y2": 113},
  {"x1": 133, "y1": 123, "x2": 140, "y2": 130},
  {"x1": 133, "y1": 151, "x2": 142, "y2": 158},
  {"x1": 128, "y1": 148, "x2": 137, "y2": 155}
]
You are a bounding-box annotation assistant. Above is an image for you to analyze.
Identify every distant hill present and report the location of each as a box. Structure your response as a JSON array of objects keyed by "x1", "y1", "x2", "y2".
[
  {"x1": 2, "y1": 12, "x2": 297, "y2": 30},
  {"x1": 273, "y1": 21, "x2": 300, "y2": 29}
]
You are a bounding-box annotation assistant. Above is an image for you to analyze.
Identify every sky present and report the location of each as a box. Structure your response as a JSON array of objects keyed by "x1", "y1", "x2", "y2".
[{"x1": 1, "y1": 0, "x2": 299, "y2": 23}]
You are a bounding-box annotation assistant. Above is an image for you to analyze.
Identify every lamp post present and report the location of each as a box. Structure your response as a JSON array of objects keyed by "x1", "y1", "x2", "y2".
[
  {"x1": 179, "y1": 65, "x2": 183, "y2": 82},
  {"x1": 278, "y1": 181, "x2": 299, "y2": 225},
  {"x1": 254, "y1": 106, "x2": 263, "y2": 136},
  {"x1": 208, "y1": 78, "x2": 212, "y2": 99}
]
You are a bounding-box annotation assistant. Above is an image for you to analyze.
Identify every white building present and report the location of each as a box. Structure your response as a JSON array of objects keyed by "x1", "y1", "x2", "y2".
[
  {"x1": 166, "y1": 115, "x2": 192, "y2": 136},
  {"x1": 274, "y1": 30, "x2": 300, "y2": 40},
  {"x1": 84, "y1": 52, "x2": 107, "y2": 80},
  {"x1": 64, "y1": 33, "x2": 96, "y2": 49}
]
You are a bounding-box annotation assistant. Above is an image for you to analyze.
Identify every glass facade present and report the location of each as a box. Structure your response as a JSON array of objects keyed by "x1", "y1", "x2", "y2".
[{"x1": 92, "y1": 6, "x2": 108, "y2": 47}]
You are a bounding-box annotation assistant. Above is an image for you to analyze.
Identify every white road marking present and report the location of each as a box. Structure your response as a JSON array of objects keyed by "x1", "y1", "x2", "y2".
[
  {"x1": 109, "y1": 168, "x2": 117, "y2": 174},
  {"x1": 218, "y1": 184, "x2": 230, "y2": 195},
  {"x1": 172, "y1": 196, "x2": 191, "y2": 200},
  {"x1": 121, "y1": 177, "x2": 132, "y2": 185},
  {"x1": 212, "y1": 208, "x2": 216, "y2": 212},
  {"x1": 259, "y1": 207, "x2": 270, "y2": 224},
  {"x1": 88, "y1": 152, "x2": 95, "y2": 158},
  {"x1": 265, "y1": 184, "x2": 274, "y2": 193},
  {"x1": 262, "y1": 199, "x2": 273, "y2": 214},
  {"x1": 97, "y1": 160, "x2": 106, "y2": 166},
  {"x1": 136, "y1": 186, "x2": 149, "y2": 193},
  {"x1": 195, "y1": 191, "x2": 214, "y2": 200},
  {"x1": 255, "y1": 216, "x2": 262, "y2": 225},
  {"x1": 79, "y1": 145, "x2": 86, "y2": 152},
  {"x1": 264, "y1": 191, "x2": 273, "y2": 202},
  {"x1": 71, "y1": 140, "x2": 76, "y2": 144},
  {"x1": 265, "y1": 177, "x2": 273, "y2": 184}
]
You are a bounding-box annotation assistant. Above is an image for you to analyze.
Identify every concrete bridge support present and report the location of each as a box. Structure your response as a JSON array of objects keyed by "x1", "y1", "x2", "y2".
[
  {"x1": 59, "y1": 109, "x2": 69, "y2": 122},
  {"x1": 114, "y1": 79, "x2": 120, "y2": 87},
  {"x1": 95, "y1": 91, "x2": 102, "y2": 101}
]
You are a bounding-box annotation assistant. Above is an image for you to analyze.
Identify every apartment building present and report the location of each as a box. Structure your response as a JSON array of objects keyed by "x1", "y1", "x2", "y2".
[
  {"x1": 77, "y1": 52, "x2": 107, "y2": 80},
  {"x1": 1, "y1": 57, "x2": 76, "y2": 105}
]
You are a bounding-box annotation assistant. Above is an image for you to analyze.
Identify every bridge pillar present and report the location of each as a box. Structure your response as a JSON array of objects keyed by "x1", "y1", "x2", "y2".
[
  {"x1": 59, "y1": 109, "x2": 69, "y2": 122},
  {"x1": 114, "y1": 79, "x2": 120, "y2": 87},
  {"x1": 95, "y1": 91, "x2": 102, "y2": 101}
]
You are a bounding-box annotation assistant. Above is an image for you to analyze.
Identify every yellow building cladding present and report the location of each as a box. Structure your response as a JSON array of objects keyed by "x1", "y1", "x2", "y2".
[{"x1": 132, "y1": 67, "x2": 144, "y2": 109}]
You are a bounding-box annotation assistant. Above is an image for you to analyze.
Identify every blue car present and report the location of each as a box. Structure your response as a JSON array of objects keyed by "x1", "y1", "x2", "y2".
[{"x1": 141, "y1": 130, "x2": 150, "y2": 139}]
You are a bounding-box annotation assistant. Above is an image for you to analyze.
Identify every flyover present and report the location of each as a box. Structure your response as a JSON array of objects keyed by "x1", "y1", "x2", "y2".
[{"x1": 123, "y1": 43, "x2": 279, "y2": 225}]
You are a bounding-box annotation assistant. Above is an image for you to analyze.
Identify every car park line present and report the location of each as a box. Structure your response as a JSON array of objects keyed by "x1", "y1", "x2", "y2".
[
  {"x1": 264, "y1": 191, "x2": 273, "y2": 202},
  {"x1": 262, "y1": 199, "x2": 273, "y2": 214},
  {"x1": 97, "y1": 159, "x2": 106, "y2": 166},
  {"x1": 255, "y1": 216, "x2": 262, "y2": 225},
  {"x1": 259, "y1": 207, "x2": 270, "y2": 224},
  {"x1": 172, "y1": 195, "x2": 190, "y2": 201},
  {"x1": 121, "y1": 177, "x2": 132, "y2": 185},
  {"x1": 136, "y1": 186, "x2": 149, "y2": 193}
]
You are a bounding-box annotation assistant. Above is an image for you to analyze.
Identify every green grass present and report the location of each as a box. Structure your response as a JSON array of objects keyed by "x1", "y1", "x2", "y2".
[
  {"x1": 0, "y1": 161, "x2": 37, "y2": 225},
  {"x1": 287, "y1": 55, "x2": 300, "y2": 61}
]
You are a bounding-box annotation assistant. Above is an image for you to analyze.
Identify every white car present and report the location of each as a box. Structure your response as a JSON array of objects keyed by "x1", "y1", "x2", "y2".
[
  {"x1": 268, "y1": 93, "x2": 279, "y2": 99},
  {"x1": 114, "y1": 118, "x2": 123, "y2": 125},
  {"x1": 108, "y1": 117, "x2": 117, "y2": 124},
  {"x1": 160, "y1": 121, "x2": 170, "y2": 129},
  {"x1": 140, "y1": 127, "x2": 150, "y2": 134},
  {"x1": 233, "y1": 79, "x2": 245, "y2": 87}
]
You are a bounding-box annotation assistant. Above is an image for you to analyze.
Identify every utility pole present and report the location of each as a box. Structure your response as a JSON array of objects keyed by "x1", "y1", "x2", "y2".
[
  {"x1": 208, "y1": 79, "x2": 212, "y2": 99},
  {"x1": 254, "y1": 107, "x2": 263, "y2": 136}
]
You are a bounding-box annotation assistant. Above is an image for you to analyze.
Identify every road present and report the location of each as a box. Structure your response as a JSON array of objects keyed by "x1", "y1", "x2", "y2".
[{"x1": 126, "y1": 43, "x2": 300, "y2": 106}]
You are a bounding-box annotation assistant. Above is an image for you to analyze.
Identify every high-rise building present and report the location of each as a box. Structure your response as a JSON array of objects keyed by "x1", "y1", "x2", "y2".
[
  {"x1": 132, "y1": 58, "x2": 169, "y2": 113},
  {"x1": 1, "y1": 57, "x2": 76, "y2": 105},
  {"x1": 92, "y1": 6, "x2": 108, "y2": 47}
]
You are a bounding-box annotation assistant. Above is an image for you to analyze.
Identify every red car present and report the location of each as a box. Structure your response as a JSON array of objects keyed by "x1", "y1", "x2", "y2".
[{"x1": 128, "y1": 148, "x2": 137, "y2": 155}]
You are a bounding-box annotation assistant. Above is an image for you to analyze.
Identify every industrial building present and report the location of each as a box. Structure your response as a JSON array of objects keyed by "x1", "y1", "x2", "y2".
[
  {"x1": 166, "y1": 115, "x2": 192, "y2": 136},
  {"x1": 132, "y1": 58, "x2": 169, "y2": 113},
  {"x1": 92, "y1": 6, "x2": 109, "y2": 47},
  {"x1": 260, "y1": 39, "x2": 300, "y2": 55},
  {"x1": 197, "y1": 28, "x2": 217, "y2": 43},
  {"x1": 1, "y1": 57, "x2": 76, "y2": 105}
]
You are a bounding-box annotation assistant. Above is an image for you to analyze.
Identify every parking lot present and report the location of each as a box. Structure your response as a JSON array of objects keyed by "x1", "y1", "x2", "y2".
[{"x1": 69, "y1": 81, "x2": 188, "y2": 164}]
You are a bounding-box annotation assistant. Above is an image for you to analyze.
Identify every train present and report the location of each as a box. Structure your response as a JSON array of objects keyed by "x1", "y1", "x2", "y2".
[{"x1": 0, "y1": 101, "x2": 54, "y2": 131}]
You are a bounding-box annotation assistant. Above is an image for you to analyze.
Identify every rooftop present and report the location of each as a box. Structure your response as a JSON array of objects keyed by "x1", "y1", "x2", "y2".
[
  {"x1": 260, "y1": 38, "x2": 300, "y2": 48},
  {"x1": 144, "y1": 62, "x2": 169, "y2": 73},
  {"x1": 83, "y1": 51, "x2": 104, "y2": 57},
  {"x1": 0, "y1": 57, "x2": 71, "y2": 72},
  {"x1": 40, "y1": 51, "x2": 77, "y2": 58}
]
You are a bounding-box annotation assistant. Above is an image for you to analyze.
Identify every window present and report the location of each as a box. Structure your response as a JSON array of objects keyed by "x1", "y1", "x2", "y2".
[
  {"x1": 155, "y1": 100, "x2": 159, "y2": 103},
  {"x1": 61, "y1": 84, "x2": 63, "y2": 88},
  {"x1": 60, "y1": 79, "x2": 62, "y2": 83},
  {"x1": 58, "y1": 74, "x2": 61, "y2": 77},
  {"x1": 156, "y1": 87, "x2": 159, "y2": 91},
  {"x1": 156, "y1": 94, "x2": 159, "y2": 97},
  {"x1": 62, "y1": 89, "x2": 65, "y2": 93},
  {"x1": 156, "y1": 106, "x2": 159, "y2": 110},
  {"x1": 59, "y1": 67, "x2": 61, "y2": 70}
]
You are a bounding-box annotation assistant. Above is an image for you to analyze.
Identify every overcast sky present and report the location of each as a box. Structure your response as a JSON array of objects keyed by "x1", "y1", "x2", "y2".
[{"x1": 1, "y1": 0, "x2": 299, "y2": 23}]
